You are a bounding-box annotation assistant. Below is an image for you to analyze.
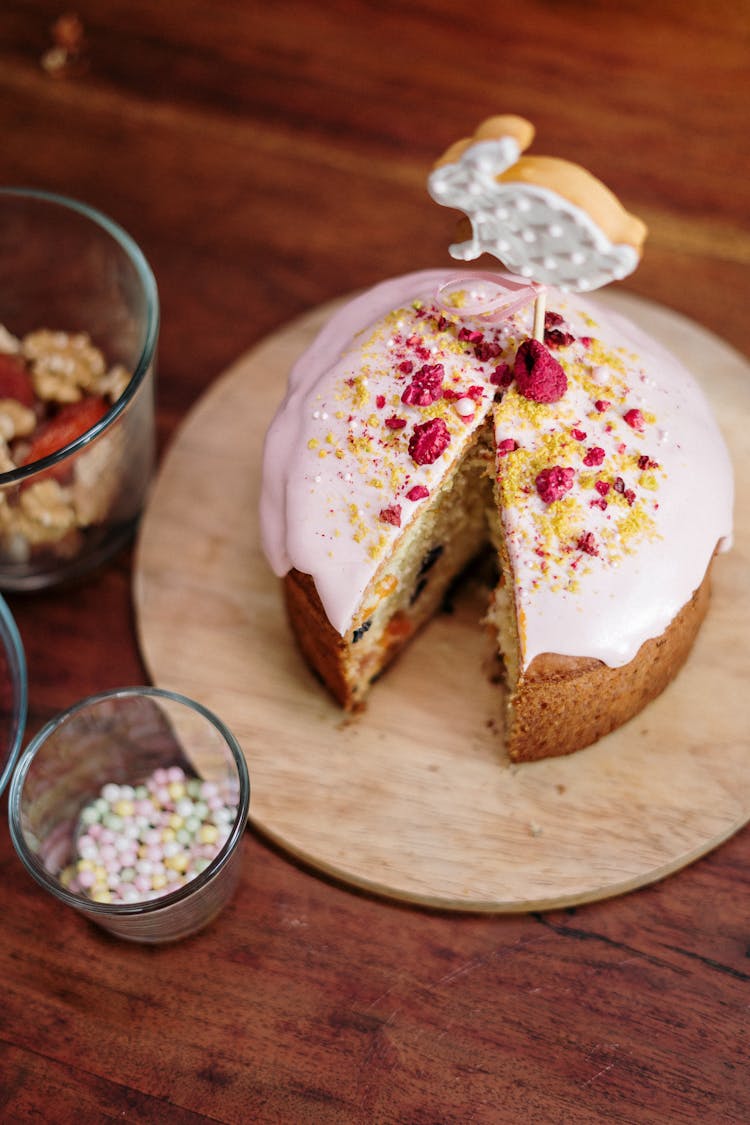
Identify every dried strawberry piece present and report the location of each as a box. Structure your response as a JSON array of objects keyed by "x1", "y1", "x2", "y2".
[
  {"x1": 401, "y1": 363, "x2": 445, "y2": 407},
  {"x1": 514, "y1": 339, "x2": 567, "y2": 403},
  {"x1": 385, "y1": 415, "x2": 407, "y2": 430},
  {"x1": 497, "y1": 438, "x2": 517, "y2": 456},
  {"x1": 594, "y1": 399, "x2": 610, "y2": 413},
  {"x1": 22, "y1": 395, "x2": 108, "y2": 465},
  {"x1": 458, "y1": 327, "x2": 483, "y2": 343},
  {"x1": 571, "y1": 428, "x2": 587, "y2": 441},
  {"x1": 408, "y1": 417, "x2": 451, "y2": 465},
  {"x1": 0, "y1": 353, "x2": 34, "y2": 407},
  {"x1": 406, "y1": 485, "x2": 429, "y2": 501},
  {"x1": 379, "y1": 505, "x2": 402, "y2": 527},
  {"x1": 490, "y1": 363, "x2": 513, "y2": 388},
  {"x1": 594, "y1": 480, "x2": 610, "y2": 496},
  {"x1": 466, "y1": 385, "x2": 485, "y2": 401},
  {"x1": 544, "y1": 311, "x2": 564, "y2": 328},
  {"x1": 576, "y1": 531, "x2": 599, "y2": 556},
  {"x1": 535, "y1": 465, "x2": 575, "y2": 504},
  {"x1": 398, "y1": 360, "x2": 414, "y2": 375},
  {"x1": 583, "y1": 446, "x2": 605, "y2": 467},
  {"x1": 637, "y1": 454, "x2": 659, "y2": 470},
  {"x1": 623, "y1": 408, "x2": 645, "y2": 431},
  {"x1": 624, "y1": 489, "x2": 636, "y2": 506},
  {"x1": 590, "y1": 497, "x2": 608, "y2": 511},
  {"x1": 376, "y1": 394, "x2": 386, "y2": 409}
]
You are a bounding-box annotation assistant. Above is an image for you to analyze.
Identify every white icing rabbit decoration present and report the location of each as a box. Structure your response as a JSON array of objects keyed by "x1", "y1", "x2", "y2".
[{"x1": 428, "y1": 115, "x2": 646, "y2": 293}]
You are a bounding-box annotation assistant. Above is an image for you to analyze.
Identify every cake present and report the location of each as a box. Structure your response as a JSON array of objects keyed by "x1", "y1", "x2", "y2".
[{"x1": 259, "y1": 119, "x2": 734, "y2": 762}]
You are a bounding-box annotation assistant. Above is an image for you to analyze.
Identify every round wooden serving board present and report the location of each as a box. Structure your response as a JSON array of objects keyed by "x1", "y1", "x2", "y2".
[{"x1": 134, "y1": 290, "x2": 750, "y2": 912}]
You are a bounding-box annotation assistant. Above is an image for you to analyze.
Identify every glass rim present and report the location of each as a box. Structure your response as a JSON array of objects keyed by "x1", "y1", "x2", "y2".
[
  {"x1": 7, "y1": 685, "x2": 250, "y2": 917},
  {"x1": 0, "y1": 187, "x2": 160, "y2": 486},
  {"x1": 0, "y1": 593, "x2": 27, "y2": 797}
]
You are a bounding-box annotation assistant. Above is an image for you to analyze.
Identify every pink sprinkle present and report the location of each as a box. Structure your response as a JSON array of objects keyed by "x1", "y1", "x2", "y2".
[
  {"x1": 78, "y1": 869, "x2": 96, "y2": 889},
  {"x1": 134, "y1": 874, "x2": 151, "y2": 893},
  {"x1": 583, "y1": 446, "x2": 605, "y2": 467},
  {"x1": 167, "y1": 767, "x2": 185, "y2": 782},
  {"x1": 153, "y1": 768, "x2": 169, "y2": 785},
  {"x1": 624, "y1": 408, "x2": 646, "y2": 431},
  {"x1": 406, "y1": 485, "x2": 430, "y2": 501}
]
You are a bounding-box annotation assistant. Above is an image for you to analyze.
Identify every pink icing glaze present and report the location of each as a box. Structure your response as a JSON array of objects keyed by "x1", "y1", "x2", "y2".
[{"x1": 260, "y1": 270, "x2": 733, "y2": 668}]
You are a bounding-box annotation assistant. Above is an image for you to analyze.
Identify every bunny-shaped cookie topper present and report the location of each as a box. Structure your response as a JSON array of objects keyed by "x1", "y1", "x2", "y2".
[{"x1": 428, "y1": 115, "x2": 647, "y2": 295}]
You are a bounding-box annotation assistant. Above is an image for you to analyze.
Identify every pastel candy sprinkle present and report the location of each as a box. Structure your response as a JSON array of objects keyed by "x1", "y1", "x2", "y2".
[{"x1": 60, "y1": 765, "x2": 240, "y2": 906}]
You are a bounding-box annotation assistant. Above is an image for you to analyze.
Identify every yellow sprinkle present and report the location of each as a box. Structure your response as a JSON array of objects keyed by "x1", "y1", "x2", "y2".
[
  {"x1": 167, "y1": 781, "x2": 186, "y2": 801},
  {"x1": 161, "y1": 827, "x2": 176, "y2": 843},
  {"x1": 151, "y1": 873, "x2": 168, "y2": 891},
  {"x1": 307, "y1": 438, "x2": 319, "y2": 450},
  {"x1": 165, "y1": 853, "x2": 189, "y2": 873},
  {"x1": 198, "y1": 824, "x2": 218, "y2": 845},
  {"x1": 113, "y1": 799, "x2": 135, "y2": 818},
  {"x1": 90, "y1": 885, "x2": 111, "y2": 904},
  {"x1": 168, "y1": 813, "x2": 184, "y2": 830}
]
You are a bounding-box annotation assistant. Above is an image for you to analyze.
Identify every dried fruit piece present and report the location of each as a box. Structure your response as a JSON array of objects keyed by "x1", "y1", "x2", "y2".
[
  {"x1": 583, "y1": 446, "x2": 605, "y2": 467},
  {"x1": 22, "y1": 395, "x2": 108, "y2": 466},
  {"x1": 623, "y1": 408, "x2": 645, "y2": 431},
  {"x1": 0, "y1": 354, "x2": 35, "y2": 407},
  {"x1": 514, "y1": 339, "x2": 567, "y2": 403},
  {"x1": 401, "y1": 363, "x2": 445, "y2": 407},
  {"x1": 408, "y1": 418, "x2": 451, "y2": 465},
  {"x1": 379, "y1": 505, "x2": 402, "y2": 527},
  {"x1": 536, "y1": 465, "x2": 575, "y2": 503}
]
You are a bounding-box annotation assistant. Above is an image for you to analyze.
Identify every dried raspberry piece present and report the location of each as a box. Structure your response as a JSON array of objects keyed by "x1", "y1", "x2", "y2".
[
  {"x1": 408, "y1": 417, "x2": 451, "y2": 465},
  {"x1": 535, "y1": 465, "x2": 575, "y2": 504},
  {"x1": 490, "y1": 363, "x2": 513, "y2": 388},
  {"x1": 401, "y1": 363, "x2": 445, "y2": 407},
  {"x1": 375, "y1": 394, "x2": 386, "y2": 409},
  {"x1": 590, "y1": 497, "x2": 608, "y2": 511},
  {"x1": 398, "y1": 360, "x2": 414, "y2": 375},
  {"x1": 576, "y1": 531, "x2": 599, "y2": 556},
  {"x1": 379, "y1": 505, "x2": 402, "y2": 527},
  {"x1": 466, "y1": 385, "x2": 485, "y2": 401},
  {"x1": 580, "y1": 336, "x2": 593, "y2": 348},
  {"x1": 594, "y1": 399, "x2": 610, "y2": 413},
  {"x1": 385, "y1": 415, "x2": 406, "y2": 430},
  {"x1": 475, "y1": 340, "x2": 502, "y2": 362},
  {"x1": 571, "y1": 428, "x2": 587, "y2": 441},
  {"x1": 624, "y1": 489, "x2": 636, "y2": 506},
  {"x1": 637, "y1": 454, "x2": 659, "y2": 470},
  {"x1": 514, "y1": 339, "x2": 567, "y2": 403},
  {"x1": 544, "y1": 311, "x2": 564, "y2": 328},
  {"x1": 594, "y1": 480, "x2": 610, "y2": 496},
  {"x1": 624, "y1": 408, "x2": 645, "y2": 431},
  {"x1": 497, "y1": 438, "x2": 517, "y2": 456},
  {"x1": 406, "y1": 484, "x2": 429, "y2": 501},
  {"x1": 613, "y1": 476, "x2": 625, "y2": 494},
  {"x1": 544, "y1": 328, "x2": 575, "y2": 349},
  {"x1": 441, "y1": 388, "x2": 461, "y2": 402},
  {"x1": 583, "y1": 446, "x2": 605, "y2": 467},
  {"x1": 458, "y1": 327, "x2": 483, "y2": 343}
]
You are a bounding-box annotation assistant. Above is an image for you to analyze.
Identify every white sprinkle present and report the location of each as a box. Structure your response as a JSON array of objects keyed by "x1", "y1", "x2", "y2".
[{"x1": 454, "y1": 397, "x2": 475, "y2": 418}]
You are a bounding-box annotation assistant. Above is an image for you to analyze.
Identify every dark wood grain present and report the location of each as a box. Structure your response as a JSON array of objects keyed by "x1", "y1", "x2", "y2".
[{"x1": 0, "y1": 2, "x2": 748, "y2": 1121}]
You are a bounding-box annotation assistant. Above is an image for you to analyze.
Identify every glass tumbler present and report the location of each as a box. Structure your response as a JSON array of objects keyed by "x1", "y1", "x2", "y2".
[
  {"x1": 0, "y1": 189, "x2": 159, "y2": 589},
  {"x1": 9, "y1": 687, "x2": 250, "y2": 943}
]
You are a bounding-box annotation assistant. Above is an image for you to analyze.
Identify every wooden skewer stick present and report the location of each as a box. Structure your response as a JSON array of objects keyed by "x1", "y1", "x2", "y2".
[{"x1": 533, "y1": 290, "x2": 546, "y2": 341}]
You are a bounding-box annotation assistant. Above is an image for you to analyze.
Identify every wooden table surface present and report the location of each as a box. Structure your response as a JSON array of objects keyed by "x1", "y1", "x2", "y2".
[{"x1": 1, "y1": 2, "x2": 748, "y2": 1122}]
